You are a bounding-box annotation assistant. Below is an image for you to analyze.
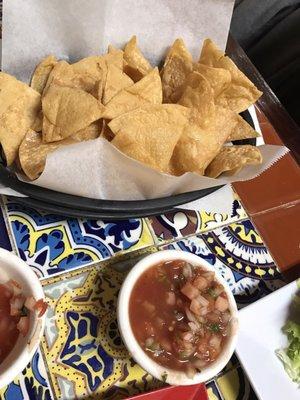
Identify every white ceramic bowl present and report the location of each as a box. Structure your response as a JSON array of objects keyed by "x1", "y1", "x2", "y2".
[
  {"x1": 0, "y1": 248, "x2": 46, "y2": 388},
  {"x1": 117, "y1": 250, "x2": 239, "y2": 386}
]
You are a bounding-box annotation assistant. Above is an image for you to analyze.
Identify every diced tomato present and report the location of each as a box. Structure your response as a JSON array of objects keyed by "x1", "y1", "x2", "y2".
[
  {"x1": 34, "y1": 298, "x2": 48, "y2": 317},
  {"x1": 193, "y1": 276, "x2": 208, "y2": 290},
  {"x1": 215, "y1": 295, "x2": 229, "y2": 312},
  {"x1": 24, "y1": 296, "x2": 36, "y2": 312},
  {"x1": 181, "y1": 282, "x2": 198, "y2": 300},
  {"x1": 17, "y1": 316, "x2": 30, "y2": 337}
]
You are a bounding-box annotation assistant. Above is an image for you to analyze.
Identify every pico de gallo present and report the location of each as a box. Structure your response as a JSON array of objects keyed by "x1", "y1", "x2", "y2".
[
  {"x1": 0, "y1": 279, "x2": 47, "y2": 364},
  {"x1": 129, "y1": 259, "x2": 232, "y2": 378}
]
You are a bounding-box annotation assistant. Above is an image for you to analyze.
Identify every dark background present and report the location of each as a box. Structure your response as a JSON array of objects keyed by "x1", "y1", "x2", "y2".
[{"x1": 231, "y1": 0, "x2": 300, "y2": 127}]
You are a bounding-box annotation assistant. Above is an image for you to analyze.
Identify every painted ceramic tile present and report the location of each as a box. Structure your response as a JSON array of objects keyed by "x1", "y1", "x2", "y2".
[
  {"x1": 206, "y1": 380, "x2": 223, "y2": 400},
  {"x1": 216, "y1": 366, "x2": 258, "y2": 400},
  {"x1": 3, "y1": 196, "x2": 154, "y2": 278},
  {"x1": 162, "y1": 219, "x2": 285, "y2": 308},
  {"x1": 0, "y1": 348, "x2": 53, "y2": 400},
  {"x1": 148, "y1": 198, "x2": 247, "y2": 244},
  {"x1": 40, "y1": 259, "x2": 164, "y2": 400}
]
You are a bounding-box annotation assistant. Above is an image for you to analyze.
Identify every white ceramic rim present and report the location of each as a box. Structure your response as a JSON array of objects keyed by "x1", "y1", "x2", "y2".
[
  {"x1": 0, "y1": 248, "x2": 46, "y2": 389},
  {"x1": 117, "y1": 250, "x2": 239, "y2": 386}
]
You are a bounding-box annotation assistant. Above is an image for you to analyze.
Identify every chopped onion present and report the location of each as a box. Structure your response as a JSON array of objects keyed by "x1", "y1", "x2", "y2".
[
  {"x1": 196, "y1": 295, "x2": 209, "y2": 307},
  {"x1": 185, "y1": 307, "x2": 197, "y2": 322},
  {"x1": 182, "y1": 263, "x2": 193, "y2": 279}
]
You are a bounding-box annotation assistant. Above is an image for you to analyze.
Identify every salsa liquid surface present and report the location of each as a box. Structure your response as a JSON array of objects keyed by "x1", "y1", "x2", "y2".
[{"x1": 129, "y1": 260, "x2": 231, "y2": 375}]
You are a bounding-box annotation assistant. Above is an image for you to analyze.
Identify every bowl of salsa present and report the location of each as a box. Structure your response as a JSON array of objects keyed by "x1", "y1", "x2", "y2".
[
  {"x1": 0, "y1": 248, "x2": 47, "y2": 388},
  {"x1": 117, "y1": 250, "x2": 238, "y2": 385}
]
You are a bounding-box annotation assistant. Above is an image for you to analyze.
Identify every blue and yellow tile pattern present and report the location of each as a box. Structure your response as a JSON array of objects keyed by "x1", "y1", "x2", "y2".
[{"x1": 0, "y1": 195, "x2": 285, "y2": 400}]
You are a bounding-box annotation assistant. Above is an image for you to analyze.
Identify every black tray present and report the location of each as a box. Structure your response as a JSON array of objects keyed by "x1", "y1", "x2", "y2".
[{"x1": 0, "y1": 110, "x2": 255, "y2": 219}]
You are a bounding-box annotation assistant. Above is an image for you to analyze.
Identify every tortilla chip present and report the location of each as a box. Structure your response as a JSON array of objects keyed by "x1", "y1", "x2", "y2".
[
  {"x1": 31, "y1": 109, "x2": 43, "y2": 132},
  {"x1": 171, "y1": 106, "x2": 241, "y2": 176},
  {"x1": 0, "y1": 72, "x2": 35, "y2": 116},
  {"x1": 71, "y1": 120, "x2": 101, "y2": 141},
  {"x1": 100, "y1": 120, "x2": 115, "y2": 141},
  {"x1": 193, "y1": 63, "x2": 231, "y2": 97},
  {"x1": 109, "y1": 104, "x2": 190, "y2": 172},
  {"x1": 42, "y1": 85, "x2": 104, "y2": 142},
  {"x1": 0, "y1": 88, "x2": 41, "y2": 166},
  {"x1": 178, "y1": 71, "x2": 215, "y2": 127},
  {"x1": 123, "y1": 36, "x2": 152, "y2": 82},
  {"x1": 30, "y1": 55, "x2": 57, "y2": 94},
  {"x1": 102, "y1": 64, "x2": 133, "y2": 105},
  {"x1": 72, "y1": 52, "x2": 123, "y2": 76},
  {"x1": 228, "y1": 114, "x2": 260, "y2": 141},
  {"x1": 205, "y1": 145, "x2": 262, "y2": 178},
  {"x1": 43, "y1": 61, "x2": 71, "y2": 95},
  {"x1": 103, "y1": 67, "x2": 162, "y2": 119},
  {"x1": 199, "y1": 39, "x2": 262, "y2": 112},
  {"x1": 161, "y1": 38, "x2": 193, "y2": 103},
  {"x1": 19, "y1": 123, "x2": 100, "y2": 180}
]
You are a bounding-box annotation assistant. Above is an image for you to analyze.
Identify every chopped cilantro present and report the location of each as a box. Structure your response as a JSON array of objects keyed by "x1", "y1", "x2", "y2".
[
  {"x1": 207, "y1": 288, "x2": 217, "y2": 298},
  {"x1": 209, "y1": 323, "x2": 220, "y2": 333}
]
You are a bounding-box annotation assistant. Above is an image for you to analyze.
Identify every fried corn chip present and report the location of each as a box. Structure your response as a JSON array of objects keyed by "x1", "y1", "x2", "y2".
[
  {"x1": 100, "y1": 120, "x2": 115, "y2": 141},
  {"x1": 19, "y1": 123, "x2": 100, "y2": 180},
  {"x1": 199, "y1": 39, "x2": 262, "y2": 112},
  {"x1": 228, "y1": 114, "x2": 259, "y2": 141},
  {"x1": 205, "y1": 145, "x2": 262, "y2": 178},
  {"x1": 102, "y1": 64, "x2": 133, "y2": 105},
  {"x1": 178, "y1": 71, "x2": 215, "y2": 127},
  {"x1": 0, "y1": 88, "x2": 41, "y2": 165},
  {"x1": 31, "y1": 109, "x2": 43, "y2": 132},
  {"x1": 0, "y1": 72, "x2": 34, "y2": 116},
  {"x1": 193, "y1": 63, "x2": 231, "y2": 97},
  {"x1": 161, "y1": 38, "x2": 193, "y2": 103},
  {"x1": 42, "y1": 85, "x2": 104, "y2": 142},
  {"x1": 43, "y1": 61, "x2": 72, "y2": 94},
  {"x1": 171, "y1": 106, "x2": 241, "y2": 176},
  {"x1": 103, "y1": 67, "x2": 162, "y2": 119},
  {"x1": 30, "y1": 55, "x2": 57, "y2": 94},
  {"x1": 109, "y1": 104, "x2": 190, "y2": 172},
  {"x1": 123, "y1": 36, "x2": 152, "y2": 82},
  {"x1": 72, "y1": 52, "x2": 123, "y2": 77}
]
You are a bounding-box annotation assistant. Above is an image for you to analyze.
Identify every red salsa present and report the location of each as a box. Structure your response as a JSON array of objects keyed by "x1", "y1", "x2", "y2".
[
  {"x1": 0, "y1": 279, "x2": 47, "y2": 364},
  {"x1": 129, "y1": 260, "x2": 231, "y2": 377}
]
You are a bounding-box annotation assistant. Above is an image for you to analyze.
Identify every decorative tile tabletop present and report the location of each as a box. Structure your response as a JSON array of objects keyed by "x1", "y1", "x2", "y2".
[{"x1": 0, "y1": 192, "x2": 285, "y2": 400}]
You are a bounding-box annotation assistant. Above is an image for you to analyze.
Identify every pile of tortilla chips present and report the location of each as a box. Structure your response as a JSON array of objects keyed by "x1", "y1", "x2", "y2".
[{"x1": 0, "y1": 36, "x2": 263, "y2": 181}]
